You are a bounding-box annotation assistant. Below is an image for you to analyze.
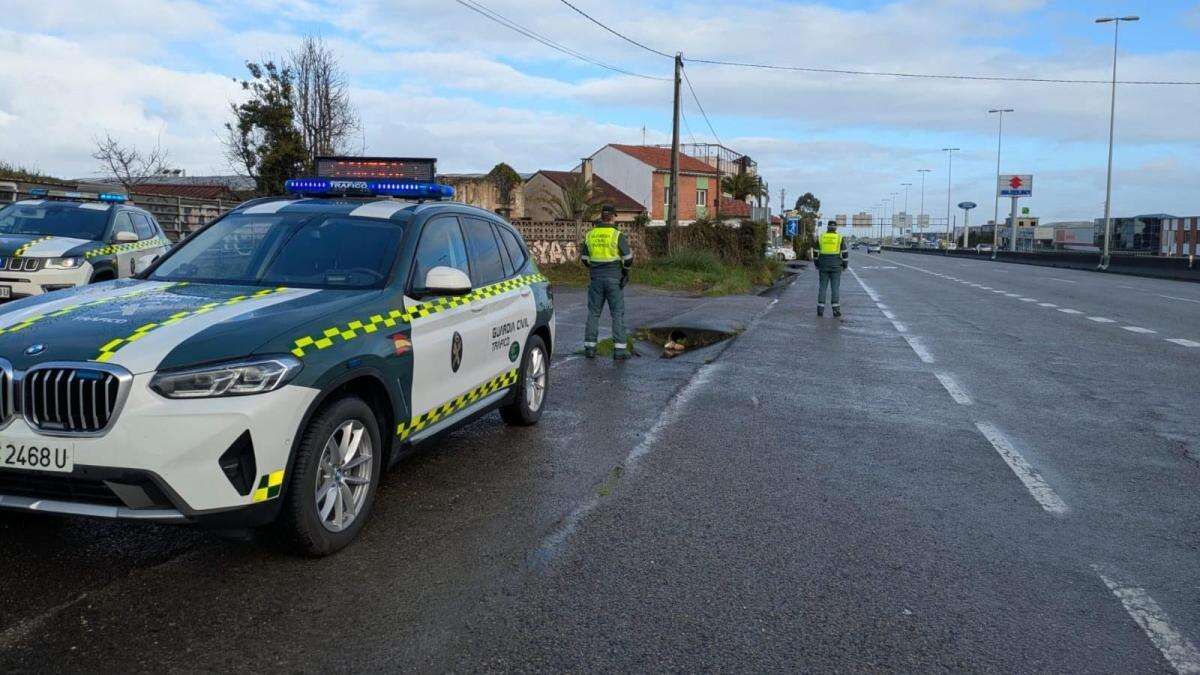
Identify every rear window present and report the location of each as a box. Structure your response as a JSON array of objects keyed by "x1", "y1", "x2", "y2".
[
  {"x1": 0, "y1": 203, "x2": 109, "y2": 240},
  {"x1": 132, "y1": 213, "x2": 157, "y2": 240},
  {"x1": 496, "y1": 225, "x2": 527, "y2": 271},
  {"x1": 463, "y1": 218, "x2": 506, "y2": 286}
]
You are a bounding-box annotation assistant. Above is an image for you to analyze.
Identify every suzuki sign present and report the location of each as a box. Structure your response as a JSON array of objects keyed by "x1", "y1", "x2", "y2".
[{"x1": 999, "y1": 174, "x2": 1033, "y2": 197}]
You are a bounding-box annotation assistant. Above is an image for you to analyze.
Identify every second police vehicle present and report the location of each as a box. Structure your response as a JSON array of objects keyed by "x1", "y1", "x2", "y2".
[
  {"x1": 0, "y1": 157, "x2": 554, "y2": 555},
  {"x1": 0, "y1": 190, "x2": 172, "y2": 300}
]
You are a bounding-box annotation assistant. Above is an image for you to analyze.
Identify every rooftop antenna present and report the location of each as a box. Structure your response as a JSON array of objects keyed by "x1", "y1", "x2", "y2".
[{"x1": 641, "y1": 125, "x2": 646, "y2": 146}]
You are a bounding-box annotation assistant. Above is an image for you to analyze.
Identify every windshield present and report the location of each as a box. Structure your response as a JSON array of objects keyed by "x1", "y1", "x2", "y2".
[
  {"x1": 0, "y1": 203, "x2": 110, "y2": 240},
  {"x1": 149, "y1": 212, "x2": 404, "y2": 289}
]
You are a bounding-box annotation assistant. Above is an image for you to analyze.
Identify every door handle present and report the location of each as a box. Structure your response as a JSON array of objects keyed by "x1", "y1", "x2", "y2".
[
  {"x1": 520, "y1": 288, "x2": 532, "y2": 297},
  {"x1": 470, "y1": 301, "x2": 486, "y2": 313}
]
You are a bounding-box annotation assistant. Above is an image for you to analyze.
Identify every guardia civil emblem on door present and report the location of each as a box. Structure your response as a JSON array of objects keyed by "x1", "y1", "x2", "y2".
[{"x1": 450, "y1": 332, "x2": 463, "y2": 373}]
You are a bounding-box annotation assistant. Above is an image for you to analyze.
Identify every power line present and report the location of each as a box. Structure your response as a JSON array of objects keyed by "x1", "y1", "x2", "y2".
[
  {"x1": 684, "y1": 56, "x2": 1200, "y2": 86},
  {"x1": 681, "y1": 67, "x2": 722, "y2": 146},
  {"x1": 452, "y1": 0, "x2": 668, "y2": 81},
  {"x1": 556, "y1": 0, "x2": 674, "y2": 59},
  {"x1": 680, "y1": 107, "x2": 697, "y2": 145}
]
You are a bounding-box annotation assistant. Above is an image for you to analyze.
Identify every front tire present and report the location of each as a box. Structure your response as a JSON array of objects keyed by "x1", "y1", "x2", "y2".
[
  {"x1": 501, "y1": 334, "x2": 548, "y2": 426},
  {"x1": 274, "y1": 396, "x2": 383, "y2": 556}
]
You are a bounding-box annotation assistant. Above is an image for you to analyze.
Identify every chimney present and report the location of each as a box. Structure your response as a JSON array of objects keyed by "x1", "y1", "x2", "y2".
[{"x1": 581, "y1": 157, "x2": 593, "y2": 186}]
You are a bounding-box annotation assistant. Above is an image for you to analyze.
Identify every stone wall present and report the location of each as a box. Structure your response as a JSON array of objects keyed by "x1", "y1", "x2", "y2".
[
  {"x1": 512, "y1": 220, "x2": 647, "y2": 266},
  {"x1": 441, "y1": 175, "x2": 525, "y2": 218}
]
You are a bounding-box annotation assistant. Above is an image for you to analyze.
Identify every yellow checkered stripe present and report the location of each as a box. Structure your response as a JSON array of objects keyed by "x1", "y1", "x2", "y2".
[
  {"x1": 290, "y1": 273, "x2": 547, "y2": 358},
  {"x1": 0, "y1": 282, "x2": 187, "y2": 337},
  {"x1": 397, "y1": 369, "x2": 519, "y2": 441},
  {"x1": 13, "y1": 236, "x2": 54, "y2": 258},
  {"x1": 94, "y1": 286, "x2": 289, "y2": 363},
  {"x1": 252, "y1": 470, "x2": 285, "y2": 502},
  {"x1": 84, "y1": 236, "x2": 170, "y2": 260}
]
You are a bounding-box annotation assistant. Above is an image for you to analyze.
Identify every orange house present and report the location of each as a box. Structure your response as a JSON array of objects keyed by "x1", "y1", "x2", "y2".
[{"x1": 586, "y1": 144, "x2": 720, "y2": 224}]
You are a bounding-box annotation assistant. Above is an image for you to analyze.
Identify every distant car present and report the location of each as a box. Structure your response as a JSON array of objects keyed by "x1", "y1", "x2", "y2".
[
  {"x1": 975, "y1": 244, "x2": 993, "y2": 254},
  {"x1": 766, "y1": 245, "x2": 796, "y2": 262},
  {"x1": 851, "y1": 242, "x2": 861, "y2": 250},
  {"x1": 866, "y1": 244, "x2": 882, "y2": 254},
  {"x1": 0, "y1": 190, "x2": 171, "y2": 301}
]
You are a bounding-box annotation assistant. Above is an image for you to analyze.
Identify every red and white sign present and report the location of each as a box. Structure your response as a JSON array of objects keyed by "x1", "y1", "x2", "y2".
[{"x1": 999, "y1": 174, "x2": 1033, "y2": 197}]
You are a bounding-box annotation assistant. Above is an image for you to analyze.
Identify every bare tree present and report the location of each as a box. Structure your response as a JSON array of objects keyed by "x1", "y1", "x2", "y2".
[
  {"x1": 92, "y1": 132, "x2": 171, "y2": 191},
  {"x1": 289, "y1": 35, "x2": 358, "y2": 171}
]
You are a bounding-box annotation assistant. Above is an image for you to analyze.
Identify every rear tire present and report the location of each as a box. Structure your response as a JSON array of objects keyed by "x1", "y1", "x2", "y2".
[
  {"x1": 501, "y1": 334, "x2": 548, "y2": 426},
  {"x1": 274, "y1": 396, "x2": 383, "y2": 556}
]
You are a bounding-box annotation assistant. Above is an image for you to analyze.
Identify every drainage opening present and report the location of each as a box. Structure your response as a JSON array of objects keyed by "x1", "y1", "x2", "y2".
[{"x1": 636, "y1": 327, "x2": 736, "y2": 359}]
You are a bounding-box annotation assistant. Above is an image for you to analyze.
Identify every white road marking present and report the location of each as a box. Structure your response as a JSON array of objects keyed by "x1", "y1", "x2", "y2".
[
  {"x1": 891, "y1": 320, "x2": 907, "y2": 333},
  {"x1": 1020, "y1": 298, "x2": 1038, "y2": 302},
  {"x1": 904, "y1": 336, "x2": 934, "y2": 364},
  {"x1": 1093, "y1": 566, "x2": 1200, "y2": 674},
  {"x1": 980, "y1": 286, "x2": 993, "y2": 290},
  {"x1": 881, "y1": 309, "x2": 897, "y2": 320},
  {"x1": 992, "y1": 290, "x2": 1006, "y2": 294},
  {"x1": 1123, "y1": 326, "x2": 1157, "y2": 334},
  {"x1": 974, "y1": 422, "x2": 1068, "y2": 515},
  {"x1": 934, "y1": 371, "x2": 972, "y2": 405},
  {"x1": 849, "y1": 268, "x2": 881, "y2": 302},
  {"x1": 1158, "y1": 294, "x2": 1200, "y2": 305},
  {"x1": 1088, "y1": 316, "x2": 1117, "y2": 323},
  {"x1": 1004, "y1": 293, "x2": 1020, "y2": 298},
  {"x1": 1057, "y1": 308, "x2": 1084, "y2": 315},
  {"x1": 1166, "y1": 338, "x2": 1200, "y2": 348},
  {"x1": 876, "y1": 303, "x2": 890, "y2": 310},
  {"x1": 1049, "y1": 277, "x2": 1078, "y2": 284},
  {"x1": 1038, "y1": 303, "x2": 1058, "y2": 308}
]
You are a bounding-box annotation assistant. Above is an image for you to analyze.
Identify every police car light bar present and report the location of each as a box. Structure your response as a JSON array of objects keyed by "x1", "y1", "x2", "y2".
[
  {"x1": 98, "y1": 192, "x2": 129, "y2": 203},
  {"x1": 26, "y1": 188, "x2": 127, "y2": 203},
  {"x1": 284, "y1": 178, "x2": 455, "y2": 201}
]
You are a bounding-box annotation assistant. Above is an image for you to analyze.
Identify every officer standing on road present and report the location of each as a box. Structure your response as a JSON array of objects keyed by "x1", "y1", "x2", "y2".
[
  {"x1": 581, "y1": 204, "x2": 633, "y2": 360},
  {"x1": 815, "y1": 219, "x2": 849, "y2": 317}
]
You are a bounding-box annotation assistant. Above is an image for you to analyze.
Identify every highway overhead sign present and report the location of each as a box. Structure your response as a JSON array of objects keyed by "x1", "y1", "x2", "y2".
[{"x1": 999, "y1": 174, "x2": 1033, "y2": 197}]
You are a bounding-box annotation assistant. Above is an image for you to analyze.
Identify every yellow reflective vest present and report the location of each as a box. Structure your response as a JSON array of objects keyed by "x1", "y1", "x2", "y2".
[
  {"x1": 585, "y1": 226, "x2": 622, "y2": 263},
  {"x1": 819, "y1": 231, "x2": 844, "y2": 255}
]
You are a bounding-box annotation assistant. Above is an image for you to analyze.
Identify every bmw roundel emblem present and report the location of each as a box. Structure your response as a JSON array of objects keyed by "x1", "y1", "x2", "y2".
[{"x1": 24, "y1": 344, "x2": 46, "y2": 356}]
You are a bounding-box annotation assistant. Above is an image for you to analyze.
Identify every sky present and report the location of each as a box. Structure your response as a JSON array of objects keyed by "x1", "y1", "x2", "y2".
[{"x1": 0, "y1": 0, "x2": 1197, "y2": 226}]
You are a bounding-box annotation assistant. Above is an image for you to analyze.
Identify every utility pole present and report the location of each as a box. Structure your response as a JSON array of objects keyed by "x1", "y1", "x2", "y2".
[
  {"x1": 901, "y1": 182, "x2": 912, "y2": 237},
  {"x1": 942, "y1": 148, "x2": 959, "y2": 245},
  {"x1": 1096, "y1": 16, "x2": 1138, "y2": 270},
  {"x1": 889, "y1": 192, "x2": 898, "y2": 242},
  {"x1": 667, "y1": 53, "x2": 683, "y2": 240},
  {"x1": 917, "y1": 169, "x2": 930, "y2": 234},
  {"x1": 988, "y1": 108, "x2": 1014, "y2": 259}
]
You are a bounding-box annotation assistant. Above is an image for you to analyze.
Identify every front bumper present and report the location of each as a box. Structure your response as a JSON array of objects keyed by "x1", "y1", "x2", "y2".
[
  {"x1": 0, "y1": 264, "x2": 92, "y2": 300},
  {"x1": 0, "y1": 375, "x2": 319, "y2": 525}
]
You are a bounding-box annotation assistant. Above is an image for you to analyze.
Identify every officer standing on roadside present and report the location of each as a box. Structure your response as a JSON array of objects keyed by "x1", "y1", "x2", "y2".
[
  {"x1": 581, "y1": 204, "x2": 633, "y2": 360},
  {"x1": 815, "y1": 219, "x2": 849, "y2": 317}
]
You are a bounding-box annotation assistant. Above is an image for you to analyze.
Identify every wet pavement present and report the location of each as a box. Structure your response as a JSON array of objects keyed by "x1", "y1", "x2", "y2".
[{"x1": 1, "y1": 261, "x2": 1198, "y2": 672}]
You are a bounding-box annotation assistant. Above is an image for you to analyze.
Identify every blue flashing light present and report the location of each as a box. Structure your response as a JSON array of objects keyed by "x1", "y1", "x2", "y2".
[
  {"x1": 28, "y1": 188, "x2": 48, "y2": 197},
  {"x1": 284, "y1": 178, "x2": 455, "y2": 201},
  {"x1": 98, "y1": 192, "x2": 128, "y2": 203}
]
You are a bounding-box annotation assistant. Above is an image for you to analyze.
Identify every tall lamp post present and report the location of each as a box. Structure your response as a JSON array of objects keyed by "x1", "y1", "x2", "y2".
[
  {"x1": 889, "y1": 192, "x2": 898, "y2": 242},
  {"x1": 901, "y1": 182, "x2": 912, "y2": 239},
  {"x1": 988, "y1": 108, "x2": 1013, "y2": 258},
  {"x1": 917, "y1": 169, "x2": 931, "y2": 234},
  {"x1": 1096, "y1": 15, "x2": 1138, "y2": 269},
  {"x1": 942, "y1": 148, "x2": 959, "y2": 244}
]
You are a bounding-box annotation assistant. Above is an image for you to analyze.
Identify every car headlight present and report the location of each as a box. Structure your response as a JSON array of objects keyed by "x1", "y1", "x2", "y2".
[
  {"x1": 45, "y1": 257, "x2": 84, "y2": 270},
  {"x1": 150, "y1": 356, "x2": 303, "y2": 399}
]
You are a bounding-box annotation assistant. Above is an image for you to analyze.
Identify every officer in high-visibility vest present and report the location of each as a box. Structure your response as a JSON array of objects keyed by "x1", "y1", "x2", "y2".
[
  {"x1": 581, "y1": 204, "x2": 633, "y2": 360},
  {"x1": 815, "y1": 219, "x2": 849, "y2": 317}
]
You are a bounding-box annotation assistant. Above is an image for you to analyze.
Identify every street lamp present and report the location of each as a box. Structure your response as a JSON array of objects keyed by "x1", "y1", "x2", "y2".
[
  {"x1": 943, "y1": 148, "x2": 959, "y2": 244},
  {"x1": 889, "y1": 192, "x2": 898, "y2": 242},
  {"x1": 901, "y1": 183, "x2": 912, "y2": 239},
  {"x1": 988, "y1": 108, "x2": 1014, "y2": 258},
  {"x1": 1096, "y1": 15, "x2": 1138, "y2": 269},
  {"x1": 917, "y1": 169, "x2": 931, "y2": 233}
]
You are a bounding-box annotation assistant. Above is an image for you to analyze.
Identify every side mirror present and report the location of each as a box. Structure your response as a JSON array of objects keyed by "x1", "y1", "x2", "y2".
[
  {"x1": 113, "y1": 230, "x2": 138, "y2": 243},
  {"x1": 421, "y1": 266, "x2": 472, "y2": 296}
]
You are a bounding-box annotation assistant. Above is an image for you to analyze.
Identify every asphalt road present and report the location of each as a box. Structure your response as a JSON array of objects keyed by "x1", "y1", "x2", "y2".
[{"x1": 1, "y1": 257, "x2": 1197, "y2": 673}]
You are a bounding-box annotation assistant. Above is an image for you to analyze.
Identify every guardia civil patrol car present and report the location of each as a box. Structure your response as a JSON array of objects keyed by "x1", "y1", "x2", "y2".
[
  {"x1": 0, "y1": 159, "x2": 554, "y2": 555},
  {"x1": 0, "y1": 190, "x2": 172, "y2": 300}
]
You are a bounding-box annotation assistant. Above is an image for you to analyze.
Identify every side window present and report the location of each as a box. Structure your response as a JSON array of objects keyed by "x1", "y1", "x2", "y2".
[
  {"x1": 412, "y1": 216, "x2": 470, "y2": 290},
  {"x1": 496, "y1": 225, "x2": 527, "y2": 271},
  {"x1": 463, "y1": 218, "x2": 506, "y2": 287},
  {"x1": 110, "y1": 212, "x2": 136, "y2": 241},
  {"x1": 132, "y1": 213, "x2": 156, "y2": 240},
  {"x1": 492, "y1": 223, "x2": 515, "y2": 278}
]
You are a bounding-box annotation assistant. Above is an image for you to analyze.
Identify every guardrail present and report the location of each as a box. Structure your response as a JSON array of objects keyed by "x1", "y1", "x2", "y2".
[{"x1": 882, "y1": 246, "x2": 1200, "y2": 282}]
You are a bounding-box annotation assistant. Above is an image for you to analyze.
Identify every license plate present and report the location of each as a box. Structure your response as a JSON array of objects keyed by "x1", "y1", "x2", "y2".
[
  {"x1": 0, "y1": 286, "x2": 10, "y2": 299},
  {"x1": 1, "y1": 440, "x2": 74, "y2": 473}
]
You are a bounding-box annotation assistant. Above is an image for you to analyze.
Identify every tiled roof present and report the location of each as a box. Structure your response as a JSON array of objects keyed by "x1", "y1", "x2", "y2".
[
  {"x1": 534, "y1": 170, "x2": 645, "y2": 212},
  {"x1": 606, "y1": 144, "x2": 718, "y2": 174}
]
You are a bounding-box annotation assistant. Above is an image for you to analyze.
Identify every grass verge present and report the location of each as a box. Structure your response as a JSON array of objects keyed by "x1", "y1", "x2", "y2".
[{"x1": 542, "y1": 248, "x2": 783, "y2": 296}]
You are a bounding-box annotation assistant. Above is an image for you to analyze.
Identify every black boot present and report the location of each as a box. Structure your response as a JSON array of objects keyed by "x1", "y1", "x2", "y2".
[
  {"x1": 584, "y1": 346, "x2": 596, "y2": 359},
  {"x1": 833, "y1": 305, "x2": 842, "y2": 318},
  {"x1": 817, "y1": 305, "x2": 824, "y2": 317}
]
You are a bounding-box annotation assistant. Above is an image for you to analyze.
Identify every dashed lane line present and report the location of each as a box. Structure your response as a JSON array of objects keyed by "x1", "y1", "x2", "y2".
[
  {"x1": 934, "y1": 371, "x2": 972, "y2": 405},
  {"x1": 903, "y1": 336, "x2": 935, "y2": 364},
  {"x1": 1158, "y1": 294, "x2": 1200, "y2": 305},
  {"x1": 1166, "y1": 338, "x2": 1200, "y2": 348},
  {"x1": 891, "y1": 320, "x2": 907, "y2": 333},
  {"x1": 1020, "y1": 298, "x2": 1038, "y2": 302},
  {"x1": 1093, "y1": 566, "x2": 1200, "y2": 674},
  {"x1": 1123, "y1": 326, "x2": 1157, "y2": 334},
  {"x1": 974, "y1": 422, "x2": 1069, "y2": 516},
  {"x1": 1038, "y1": 303, "x2": 1059, "y2": 308},
  {"x1": 1057, "y1": 308, "x2": 1084, "y2": 315},
  {"x1": 1088, "y1": 316, "x2": 1117, "y2": 323},
  {"x1": 881, "y1": 309, "x2": 897, "y2": 320}
]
